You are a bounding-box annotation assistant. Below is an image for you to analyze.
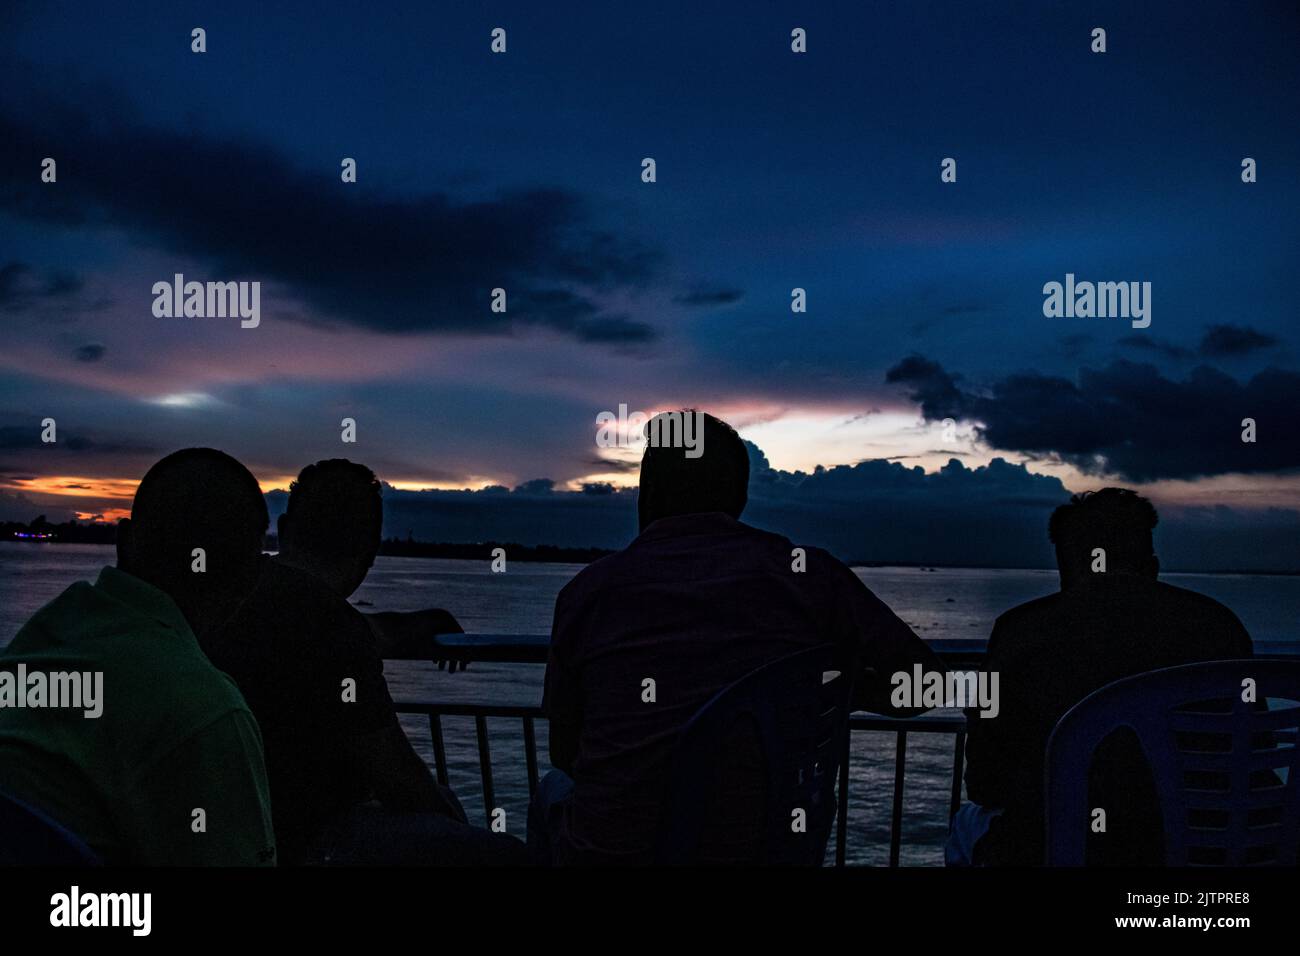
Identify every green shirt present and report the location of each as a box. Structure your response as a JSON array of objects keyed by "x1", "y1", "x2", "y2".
[{"x1": 0, "y1": 567, "x2": 276, "y2": 865}]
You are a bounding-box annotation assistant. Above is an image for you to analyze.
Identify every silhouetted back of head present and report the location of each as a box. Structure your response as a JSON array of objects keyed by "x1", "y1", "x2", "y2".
[
  {"x1": 118, "y1": 448, "x2": 268, "y2": 635},
  {"x1": 638, "y1": 411, "x2": 748, "y2": 531},
  {"x1": 278, "y1": 459, "x2": 383, "y2": 596},
  {"x1": 1049, "y1": 487, "x2": 1159, "y2": 588}
]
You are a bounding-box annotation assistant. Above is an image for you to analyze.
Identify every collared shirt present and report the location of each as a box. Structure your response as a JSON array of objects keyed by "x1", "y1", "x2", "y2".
[
  {"x1": 543, "y1": 512, "x2": 941, "y2": 864},
  {"x1": 963, "y1": 576, "x2": 1253, "y2": 865},
  {"x1": 0, "y1": 566, "x2": 276, "y2": 865}
]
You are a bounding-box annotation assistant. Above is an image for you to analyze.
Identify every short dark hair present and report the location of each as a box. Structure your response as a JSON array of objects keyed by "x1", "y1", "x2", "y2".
[
  {"x1": 284, "y1": 459, "x2": 383, "y2": 559},
  {"x1": 130, "y1": 447, "x2": 268, "y2": 582},
  {"x1": 1049, "y1": 487, "x2": 1158, "y2": 571},
  {"x1": 638, "y1": 411, "x2": 749, "y2": 528}
]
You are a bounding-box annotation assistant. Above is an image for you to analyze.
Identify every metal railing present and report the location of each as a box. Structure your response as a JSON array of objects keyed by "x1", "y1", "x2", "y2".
[{"x1": 391, "y1": 635, "x2": 1298, "y2": 866}]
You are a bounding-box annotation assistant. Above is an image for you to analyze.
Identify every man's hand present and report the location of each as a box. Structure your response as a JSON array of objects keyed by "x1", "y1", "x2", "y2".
[{"x1": 363, "y1": 608, "x2": 465, "y2": 664}]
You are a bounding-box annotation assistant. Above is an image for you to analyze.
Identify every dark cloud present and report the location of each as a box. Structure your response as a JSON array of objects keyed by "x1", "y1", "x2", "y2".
[
  {"x1": 748, "y1": 456, "x2": 1070, "y2": 567},
  {"x1": 0, "y1": 97, "x2": 660, "y2": 345},
  {"x1": 266, "y1": 444, "x2": 1300, "y2": 571},
  {"x1": 837, "y1": 409, "x2": 883, "y2": 428},
  {"x1": 0, "y1": 261, "x2": 106, "y2": 319},
  {"x1": 513, "y1": 478, "x2": 556, "y2": 495},
  {"x1": 506, "y1": 289, "x2": 652, "y2": 343},
  {"x1": 1118, "y1": 334, "x2": 1191, "y2": 359},
  {"x1": 1153, "y1": 505, "x2": 1300, "y2": 573},
  {"x1": 674, "y1": 287, "x2": 744, "y2": 307},
  {"x1": 584, "y1": 455, "x2": 639, "y2": 473},
  {"x1": 73, "y1": 343, "x2": 106, "y2": 362},
  {"x1": 0, "y1": 262, "x2": 83, "y2": 311},
  {"x1": 887, "y1": 356, "x2": 1300, "y2": 482},
  {"x1": 1060, "y1": 333, "x2": 1093, "y2": 358},
  {"x1": 0, "y1": 262, "x2": 29, "y2": 305},
  {"x1": 0, "y1": 426, "x2": 53, "y2": 451},
  {"x1": 884, "y1": 355, "x2": 974, "y2": 420},
  {"x1": 356, "y1": 481, "x2": 639, "y2": 551},
  {"x1": 44, "y1": 271, "x2": 83, "y2": 296},
  {"x1": 0, "y1": 424, "x2": 153, "y2": 455},
  {"x1": 0, "y1": 487, "x2": 77, "y2": 523},
  {"x1": 1198, "y1": 324, "x2": 1278, "y2": 357},
  {"x1": 279, "y1": 449, "x2": 1072, "y2": 566}
]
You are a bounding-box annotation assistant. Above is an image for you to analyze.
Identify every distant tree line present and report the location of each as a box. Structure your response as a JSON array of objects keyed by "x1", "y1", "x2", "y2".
[
  {"x1": 2, "y1": 517, "x2": 117, "y2": 544},
  {"x1": 4, "y1": 517, "x2": 610, "y2": 564},
  {"x1": 375, "y1": 537, "x2": 613, "y2": 564}
]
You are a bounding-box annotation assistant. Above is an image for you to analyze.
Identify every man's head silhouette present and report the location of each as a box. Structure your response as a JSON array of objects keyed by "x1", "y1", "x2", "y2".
[
  {"x1": 1048, "y1": 487, "x2": 1159, "y2": 590},
  {"x1": 277, "y1": 459, "x2": 383, "y2": 598},
  {"x1": 637, "y1": 411, "x2": 749, "y2": 532},
  {"x1": 116, "y1": 448, "x2": 268, "y2": 637}
]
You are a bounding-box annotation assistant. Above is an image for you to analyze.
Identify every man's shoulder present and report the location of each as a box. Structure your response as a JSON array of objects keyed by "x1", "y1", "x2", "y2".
[
  {"x1": 3, "y1": 581, "x2": 96, "y2": 654},
  {"x1": 91, "y1": 608, "x2": 254, "y2": 752},
  {"x1": 1151, "y1": 580, "x2": 1237, "y2": 614},
  {"x1": 554, "y1": 535, "x2": 668, "y2": 601},
  {"x1": 800, "y1": 545, "x2": 862, "y2": 582},
  {"x1": 6, "y1": 579, "x2": 223, "y2": 681},
  {"x1": 2, "y1": 579, "x2": 255, "y2": 787},
  {"x1": 989, "y1": 591, "x2": 1065, "y2": 644},
  {"x1": 557, "y1": 520, "x2": 816, "y2": 600},
  {"x1": 1150, "y1": 580, "x2": 1250, "y2": 639},
  {"x1": 258, "y1": 559, "x2": 347, "y2": 609},
  {"x1": 19, "y1": 576, "x2": 147, "y2": 632},
  {"x1": 127, "y1": 613, "x2": 253, "y2": 712},
  {"x1": 206, "y1": 562, "x2": 382, "y2": 710},
  {"x1": 558, "y1": 548, "x2": 627, "y2": 597},
  {"x1": 229, "y1": 560, "x2": 372, "y2": 644},
  {"x1": 989, "y1": 579, "x2": 1251, "y2": 654}
]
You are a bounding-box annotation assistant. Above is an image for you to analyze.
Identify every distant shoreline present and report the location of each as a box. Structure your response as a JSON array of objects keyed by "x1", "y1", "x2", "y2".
[
  {"x1": 3, "y1": 531, "x2": 1297, "y2": 576},
  {"x1": 844, "y1": 560, "x2": 1300, "y2": 577},
  {"x1": 374, "y1": 538, "x2": 613, "y2": 564},
  {"x1": 0, "y1": 522, "x2": 613, "y2": 566}
]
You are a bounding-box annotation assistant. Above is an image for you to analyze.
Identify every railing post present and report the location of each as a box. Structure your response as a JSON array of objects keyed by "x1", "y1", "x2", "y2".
[
  {"x1": 475, "y1": 715, "x2": 495, "y2": 824},
  {"x1": 522, "y1": 716, "x2": 540, "y2": 796},
  {"x1": 429, "y1": 713, "x2": 449, "y2": 786},
  {"x1": 836, "y1": 726, "x2": 850, "y2": 866},
  {"x1": 949, "y1": 730, "x2": 966, "y2": 820},
  {"x1": 889, "y1": 731, "x2": 907, "y2": 867}
]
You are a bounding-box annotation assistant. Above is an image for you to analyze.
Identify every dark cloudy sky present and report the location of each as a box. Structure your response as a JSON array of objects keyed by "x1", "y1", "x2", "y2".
[{"x1": 1, "y1": 1, "x2": 1298, "y2": 569}]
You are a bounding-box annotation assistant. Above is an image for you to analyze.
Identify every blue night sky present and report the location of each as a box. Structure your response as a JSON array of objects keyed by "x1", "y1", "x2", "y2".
[{"x1": 1, "y1": 1, "x2": 1298, "y2": 569}]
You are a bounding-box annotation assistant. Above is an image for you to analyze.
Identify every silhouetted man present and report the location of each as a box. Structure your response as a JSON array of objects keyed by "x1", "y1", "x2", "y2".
[
  {"x1": 953, "y1": 488, "x2": 1253, "y2": 866},
  {"x1": 533, "y1": 411, "x2": 943, "y2": 864},
  {"x1": 203, "y1": 459, "x2": 526, "y2": 865},
  {"x1": 0, "y1": 448, "x2": 276, "y2": 865}
]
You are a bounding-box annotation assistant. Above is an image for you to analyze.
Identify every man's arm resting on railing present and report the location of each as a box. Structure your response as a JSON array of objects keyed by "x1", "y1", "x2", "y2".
[{"x1": 364, "y1": 608, "x2": 464, "y2": 660}]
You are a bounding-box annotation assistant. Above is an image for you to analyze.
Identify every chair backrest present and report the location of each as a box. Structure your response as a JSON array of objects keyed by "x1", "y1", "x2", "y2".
[
  {"x1": 1045, "y1": 659, "x2": 1300, "y2": 866},
  {"x1": 0, "y1": 789, "x2": 101, "y2": 866},
  {"x1": 655, "y1": 643, "x2": 853, "y2": 865}
]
